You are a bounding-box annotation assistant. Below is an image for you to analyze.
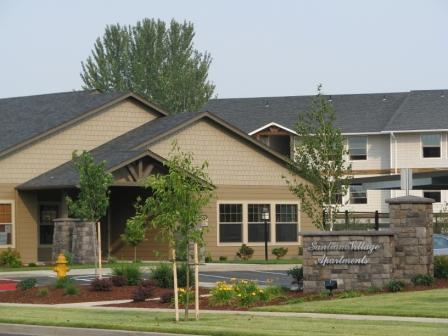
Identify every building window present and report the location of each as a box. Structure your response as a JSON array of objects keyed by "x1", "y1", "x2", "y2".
[
  {"x1": 423, "y1": 191, "x2": 441, "y2": 203},
  {"x1": 0, "y1": 202, "x2": 13, "y2": 246},
  {"x1": 275, "y1": 204, "x2": 298, "y2": 242},
  {"x1": 422, "y1": 134, "x2": 441, "y2": 158},
  {"x1": 248, "y1": 204, "x2": 270, "y2": 242},
  {"x1": 350, "y1": 184, "x2": 367, "y2": 204},
  {"x1": 39, "y1": 205, "x2": 59, "y2": 245},
  {"x1": 347, "y1": 136, "x2": 367, "y2": 160},
  {"x1": 219, "y1": 204, "x2": 243, "y2": 243}
]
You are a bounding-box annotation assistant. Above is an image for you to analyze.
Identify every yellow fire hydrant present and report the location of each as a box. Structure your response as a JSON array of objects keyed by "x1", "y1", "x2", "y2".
[{"x1": 53, "y1": 253, "x2": 70, "y2": 278}]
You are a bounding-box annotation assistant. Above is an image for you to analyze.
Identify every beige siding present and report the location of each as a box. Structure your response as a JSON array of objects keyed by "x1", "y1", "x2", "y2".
[
  {"x1": 149, "y1": 120, "x2": 293, "y2": 186},
  {"x1": 0, "y1": 100, "x2": 157, "y2": 184},
  {"x1": 349, "y1": 135, "x2": 391, "y2": 171}
]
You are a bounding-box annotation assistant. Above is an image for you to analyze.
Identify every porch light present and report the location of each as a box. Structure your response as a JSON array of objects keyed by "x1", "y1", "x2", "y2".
[
  {"x1": 262, "y1": 207, "x2": 270, "y2": 220},
  {"x1": 262, "y1": 207, "x2": 269, "y2": 261}
]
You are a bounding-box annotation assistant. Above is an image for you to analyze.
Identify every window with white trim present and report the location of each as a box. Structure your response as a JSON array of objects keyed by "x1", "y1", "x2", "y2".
[
  {"x1": 219, "y1": 204, "x2": 243, "y2": 243},
  {"x1": 275, "y1": 204, "x2": 298, "y2": 242},
  {"x1": 423, "y1": 191, "x2": 441, "y2": 203},
  {"x1": 248, "y1": 204, "x2": 270, "y2": 242},
  {"x1": 422, "y1": 134, "x2": 441, "y2": 158},
  {"x1": 350, "y1": 184, "x2": 367, "y2": 204},
  {"x1": 0, "y1": 202, "x2": 13, "y2": 246},
  {"x1": 347, "y1": 136, "x2": 367, "y2": 160}
]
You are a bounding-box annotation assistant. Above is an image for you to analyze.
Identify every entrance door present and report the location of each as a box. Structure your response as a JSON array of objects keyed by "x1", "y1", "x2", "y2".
[{"x1": 38, "y1": 204, "x2": 59, "y2": 261}]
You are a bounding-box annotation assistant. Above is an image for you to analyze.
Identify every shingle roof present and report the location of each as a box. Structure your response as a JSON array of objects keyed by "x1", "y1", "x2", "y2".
[
  {"x1": 17, "y1": 111, "x2": 196, "y2": 189},
  {"x1": 384, "y1": 90, "x2": 448, "y2": 132},
  {"x1": 0, "y1": 90, "x2": 167, "y2": 157},
  {"x1": 202, "y1": 92, "x2": 409, "y2": 134}
]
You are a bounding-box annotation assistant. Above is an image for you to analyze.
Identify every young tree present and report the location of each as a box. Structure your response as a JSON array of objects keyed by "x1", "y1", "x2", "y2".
[
  {"x1": 121, "y1": 212, "x2": 147, "y2": 262},
  {"x1": 81, "y1": 18, "x2": 215, "y2": 114},
  {"x1": 66, "y1": 151, "x2": 113, "y2": 271},
  {"x1": 286, "y1": 85, "x2": 352, "y2": 231},
  {"x1": 134, "y1": 143, "x2": 214, "y2": 321}
]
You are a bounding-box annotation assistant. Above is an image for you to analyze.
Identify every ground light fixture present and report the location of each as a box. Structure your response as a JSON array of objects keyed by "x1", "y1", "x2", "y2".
[
  {"x1": 324, "y1": 279, "x2": 338, "y2": 295},
  {"x1": 262, "y1": 207, "x2": 270, "y2": 261}
]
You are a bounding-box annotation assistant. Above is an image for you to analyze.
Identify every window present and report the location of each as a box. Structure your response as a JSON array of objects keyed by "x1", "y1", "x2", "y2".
[
  {"x1": 39, "y1": 205, "x2": 58, "y2": 245},
  {"x1": 276, "y1": 204, "x2": 298, "y2": 242},
  {"x1": 422, "y1": 134, "x2": 441, "y2": 158},
  {"x1": 0, "y1": 202, "x2": 13, "y2": 246},
  {"x1": 219, "y1": 204, "x2": 243, "y2": 243},
  {"x1": 350, "y1": 184, "x2": 367, "y2": 204},
  {"x1": 347, "y1": 136, "x2": 367, "y2": 160},
  {"x1": 248, "y1": 204, "x2": 270, "y2": 242},
  {"x1": 423, "y1": 191, "x2": 441, "y2": 203}
]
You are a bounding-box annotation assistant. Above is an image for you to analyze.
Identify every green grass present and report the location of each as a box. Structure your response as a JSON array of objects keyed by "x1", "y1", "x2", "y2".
[
  {"x1": 255, "y1": 288, "x2": 448, "y2": 318},
  {"x1": 209, "y1": 258, "x2": 302, "y2": 265},
  {"x1": 0, "y1": 262, "x2": 159, "y2": 272},
  {"x1": 0, "y1": 306, "x2": 446, "y2": 336}
]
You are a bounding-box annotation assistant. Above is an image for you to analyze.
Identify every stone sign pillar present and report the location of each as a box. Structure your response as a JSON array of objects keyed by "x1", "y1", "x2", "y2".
[
  {"x1": 52, "y1": 218, "x2": 78, "y2": 261},
  {"x1": 386, "y1": 195, "x2": 434, "y2": 282}
]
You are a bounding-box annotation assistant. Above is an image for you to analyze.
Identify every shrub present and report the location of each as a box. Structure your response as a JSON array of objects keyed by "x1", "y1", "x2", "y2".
[
  {"x1": 112, "y1": 263, "x2": 142, "y2": 286},
  {"x1": 111, "y1": 275, "x2": 127, "y2": 287},
  {"x1": 55, "y1": 277, "x2": 75, "y2": 289},
  {"x1": 386, "y1": 280, "x2": 405, "y2": 292},
  {"x1": 64, "y1": 285, "x2": 79, "y2": 296},
  {"x1": 150, "y1": 263, "x2": 194, "y2": 288},
  {"x1": 205, "y1": 254, "x2": 213, "y2": 263},
  {"x1": 339, "y1": 290, "x2": 362, "y2": 299},
  {"x1": 319, "y1": 289, "x2": 332, "y2": 298},
  {"x1": 160, "y1": 292, "x2": 174, "y2": 304},
  {"x1": 287, "y1": 266, "x2": 303, "y2": 284},
  {"x1": 210, "y1": 281, "x2": 235, "y2": 306},
  {"x1": 36, "y1": 288, "x2": 49, "y2": 297},
  {"x1": 0, "y1": 248, "x2": 21, "y2": 268},
  {"x1": 298, "y1": 246, "x2": 303, "y2": 256},
  {"x1": 176, "y1": 287, "x2": 195, "y2": 306},
  {"x1": 27, "y1": 263, "x2": 37, "y2": 267},
  {"x1": 64, "y1": 252, "x2": 74, "y2": 266},
  {"x1": 233, "y1": 279, "x2": 264, "y2": 307},
  {"x1": 219, "y1": 256, "x2": 227, "y2": 262},
  {"x1": 272, "y1": 247, "x2": 288, "y2": 260},
  {"x1": 236, "y1": 244, "x2": 254, "y2": 261},
  {"x1": 17, "y1": 278, "x2": 37, "y2": 291},
  {"x1": 108, "y1": 256, "x2": 118, "y2": 264},
  {"x1": 90, "y1": 277, "x2": 113, "y2": 291},
  {"x1": 411, "y1": 274, "x2": 434, "y2": 286},
  {"x1": 261, "y1": 285, "x2": 285, "y2": 301},
  {"x1": 131, "y1": 285, "x2": 154, "y2": 302},
  {"x1": 434, "y1": 256, "x2": 448, "y2": 279}
]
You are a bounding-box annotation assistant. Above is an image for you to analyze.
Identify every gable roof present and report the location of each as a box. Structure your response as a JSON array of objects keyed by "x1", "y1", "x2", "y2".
[
  {"x1": 0, "y1": 90, "x2": 167, "y2": 158},
  {"x1": 18, "y1": 111, "x2": 294, "y2": 190},
  {"x1": 201, "y1": 92, "x2": 411, "y2": 134}
]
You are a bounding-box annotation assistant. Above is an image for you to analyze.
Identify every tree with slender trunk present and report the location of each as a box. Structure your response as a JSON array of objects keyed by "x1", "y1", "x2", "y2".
[
  {"x1": 81, "y1": 18, "x2": 215, "y2": 114},
  {"x1": 134, "y1": 143, "x2": 214, "y2": 321},
  {"x1": 285, "y1": 85, "x2": 352, "y2": 231},
  {"x1": 121, "y1": 212, "x2": 147, "y2": 262}
]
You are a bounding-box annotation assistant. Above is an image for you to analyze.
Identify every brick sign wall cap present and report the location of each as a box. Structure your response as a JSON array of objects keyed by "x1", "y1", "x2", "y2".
[{"x1": 385, "y1": 195, "x2": 435, "y2": 204}]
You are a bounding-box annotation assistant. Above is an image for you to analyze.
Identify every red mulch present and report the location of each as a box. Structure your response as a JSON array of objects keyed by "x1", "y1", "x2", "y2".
[{"x1": 0, "y1": 280, "x2": 17, "y2": 291}]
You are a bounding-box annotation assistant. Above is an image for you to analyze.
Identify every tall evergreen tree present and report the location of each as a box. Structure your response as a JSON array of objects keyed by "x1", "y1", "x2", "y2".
[{"x1": 81, "y1": 19, "x2": 215, "y2": 113}]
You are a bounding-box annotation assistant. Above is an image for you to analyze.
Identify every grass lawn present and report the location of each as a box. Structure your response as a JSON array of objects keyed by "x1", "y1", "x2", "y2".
[
  {"x1": 255, "y1": 288, "x2": 448, "y2": 318},
  {"x1": 0, "y1": 306, "x2": 446, "y2": 336},
  {"x1": 209, "y1": 258, "x2": 302, "y2": 265},
  {"x1": 0, "y1": 262, "x2": 160, "y2": 272}
]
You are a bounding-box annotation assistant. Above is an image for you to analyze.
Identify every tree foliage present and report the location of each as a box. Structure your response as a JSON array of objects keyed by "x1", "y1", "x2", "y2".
[
  {"x1": 121, "y1": 211, "x2": 148, "y2": 262},
  {"x1": 286, "y1": 85, "x2": 352, "y2": 231},
  {"x1": 81, "y1": 18, "x2": 215, "y2": 114},
  {"x1": 66, "y1": 151, "x2": 113, "y2": 222}
]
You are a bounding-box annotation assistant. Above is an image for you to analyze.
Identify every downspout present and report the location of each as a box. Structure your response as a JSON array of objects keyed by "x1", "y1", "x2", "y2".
[{"x1": 391, "y1": 132, "x2": 398, "y2": 174}]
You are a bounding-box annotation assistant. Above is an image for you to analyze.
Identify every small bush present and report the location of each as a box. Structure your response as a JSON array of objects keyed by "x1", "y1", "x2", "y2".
[
  {"x1": 319, "y1": 289, "x2": 332, "y2": 298},
  {"x1": 17, "y1": 278, "x2": 37, "y2": 291},
  {"x1": 435, "y1": 256, "x2": 448, "y2": 279},
  {"x1": 339, "y1": 290, "x2": 362, "y2": 299},
  {"x1": 386, "y1": 280, "x2": 405, "y2": 292},
  {"x1": 272, "y1": 247, "x2": 288, "y2": 260},
  {"x1": 298, "y1": 246, "x2": 304, "y2": 256},
  {"x1": 64, "y1": 285, "x2": 79, "y2": 296},
  {"x1": 160, "y1": 292, "x2": 174, "y2": 303},
  {"x1": 177, "y1": 263, "x2": 194, "y2": 288},
  {"x1": 236, "y1": 244, "x2": 254, "y2": 261},
  {"x1": 36, "y1": 288, "x2": 49, "y2": 297},
  {"x1": 150, "y1": 263, "x2": 194, "y2": 288},
  {"x1": 411, "y1": 274, "x2": 434, "y2": 286},
  {"x1": 205, "y1": 254, "x2": 213, "y2": 263},
  {"x1": 233, "y1": 279, "x2": 264, "y2": 307},
  {"x1": 131, "y1": 285, "x2": 154, "y2": 302},
  {"x1": 27, "y1": 262, "x2": 37, "y2": 267},
  {"x1": 55, "y1": 277, "x2": 74, "y2": 289},
  {"x1": 111, "y1": 275, "x2": 127, "y2": 287},
  {"x1": 287, "y1": 266, "x2": 303, "y2": 284},
  {"x1": 64, "y1": 252, "x2": 74, "y2": 266},
  {"x1": 108, "y1": 256, "x2": 118, "y2": 264},
  {"x1": 261, "y1": 285, "x2": 286, "y2": 301},
  {"x1": 219, "y1": 256, "x2": 227, "y2": 262},
  {"x1": 112, "y1": 263, "x2": 142, "y2": 286},
  {"x1": 210, "y1": 281, "x2": 235, "y2": 306},
  {"x1": 177, "y1": 287, "x2": 195, "y2": 306},
  {"x1": 0, "y1": 248, "x2": 21, "y2": 268},
  {"x1": 90, "y1": 277, "x2": 113, "y2": 291}
]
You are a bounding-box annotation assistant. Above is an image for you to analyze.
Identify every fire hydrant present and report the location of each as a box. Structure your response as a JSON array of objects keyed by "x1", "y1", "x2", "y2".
[{"x1": 53, "y1": 253, "x2": 70, "y2": 278}]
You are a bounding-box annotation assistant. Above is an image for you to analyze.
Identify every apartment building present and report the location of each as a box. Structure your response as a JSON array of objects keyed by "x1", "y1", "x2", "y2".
[{"x1": 203, "y1": 90, "x2": 448, "y2": 213}]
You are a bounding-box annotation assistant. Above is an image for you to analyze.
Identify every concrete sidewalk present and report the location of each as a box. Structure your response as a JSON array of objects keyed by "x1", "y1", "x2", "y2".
[{"x1": 1, "y1": 303, "x2": 447, "y2": 324}]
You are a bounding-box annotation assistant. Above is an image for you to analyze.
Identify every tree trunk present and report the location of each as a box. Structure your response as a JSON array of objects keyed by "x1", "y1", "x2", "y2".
[
  {"x1": 134, "y1": 246, "x2": 137, "y2": 262},
  {"x1": 172, "y1": 248, "x2": 179, "y2": 322},
  {"x1": 97, "y1": 221, "x2": 102, "y2": 279},
  {"x1": 194, "y1": 242, "x2": 199, "y2": 320},
  {"x1": 184, "y1": 243, "x2": 190, "y2": 321}
]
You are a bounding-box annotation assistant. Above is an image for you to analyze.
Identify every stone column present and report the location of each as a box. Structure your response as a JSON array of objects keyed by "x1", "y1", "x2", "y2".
[
  {"x1": 71, "y1": 221, "x2": 97, "y2": 264},
  {"x1": 52, "y1": 218, "x2": 78, "y2": 261},
  {"x1": 386, "y1": 195, "x2": 434, "y2": 283}
]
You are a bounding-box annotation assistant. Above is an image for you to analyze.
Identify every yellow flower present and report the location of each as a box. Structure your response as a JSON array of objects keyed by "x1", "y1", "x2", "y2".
[
  {"x1": 259, "y1": 289, "x2": 264, "y2": 293},
  {"x1": 251, "y1": 292, "x2": 256, "y2": 296},
  {"x1": 237, "y1": 294, "x2": 241, "y2": 297}
]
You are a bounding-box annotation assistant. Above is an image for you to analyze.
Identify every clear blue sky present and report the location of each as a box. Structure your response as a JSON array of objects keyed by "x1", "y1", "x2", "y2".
[{"x1": 1, "y1": 0, "x2": 447, "y2": 99}]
